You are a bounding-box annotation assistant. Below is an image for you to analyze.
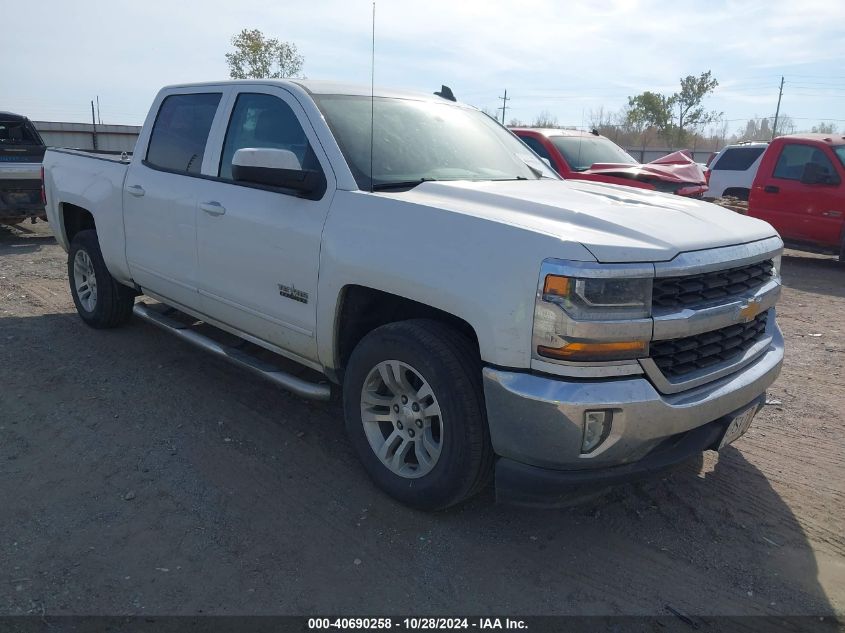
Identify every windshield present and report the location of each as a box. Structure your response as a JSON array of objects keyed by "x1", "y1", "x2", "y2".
[
  {"x1": 314, "y1": 95, "x2": 555, "y2": 190},
  {"x1": 834, "y1": 145, "x2": 845, "y2": 170},
  {"x1": 0, "y1": 120, "x2": 43, "y2": 146},
  {"x1": 550, "y1": 136, "x2": 638, "y2": 171}
]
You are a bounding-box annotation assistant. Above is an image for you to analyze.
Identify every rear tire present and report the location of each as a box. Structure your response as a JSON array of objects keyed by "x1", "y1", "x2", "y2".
[
  {"x1": 68, "y1": 229, "x2": 135, "y2": 328},
  {"x1": 342, "y1": 319, "x2": 493, "y2": 510}
]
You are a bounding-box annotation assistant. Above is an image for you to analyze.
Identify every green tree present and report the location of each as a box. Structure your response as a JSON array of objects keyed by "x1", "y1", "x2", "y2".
[
  {"x1": 673, "y1": 71, "x2": 721, "y2": 144},
  {"x1": 225, "y1": 29, "x2": 304, "y2": 79},
  {"x1": 626, "y1": 71, "x2": 721, "y2": 146},
  {"x1": 626, "y1": 91, "x2": 675, "y2": 141}
]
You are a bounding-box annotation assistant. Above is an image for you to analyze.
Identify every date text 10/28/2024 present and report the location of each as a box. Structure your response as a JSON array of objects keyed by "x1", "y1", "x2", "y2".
[{"x1": 308, "y1": 618, "x2": 528, "y2": 630}]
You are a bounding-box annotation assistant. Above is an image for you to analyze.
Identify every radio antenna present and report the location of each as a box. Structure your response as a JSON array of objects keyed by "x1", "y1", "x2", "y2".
[{"x1": 369, "y1": 1, "x2": 376, "y2": 193}]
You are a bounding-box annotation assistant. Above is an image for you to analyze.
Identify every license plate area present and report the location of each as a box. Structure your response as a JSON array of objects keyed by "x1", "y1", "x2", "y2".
[{"x1": 719, "y1": 403, "x2": 759, "y2": 449}]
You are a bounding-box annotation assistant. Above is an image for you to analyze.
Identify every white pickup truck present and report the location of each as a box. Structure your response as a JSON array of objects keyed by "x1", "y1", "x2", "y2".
[{"x1": 43, "y1": 80, "x2": 784, "y2": 509}]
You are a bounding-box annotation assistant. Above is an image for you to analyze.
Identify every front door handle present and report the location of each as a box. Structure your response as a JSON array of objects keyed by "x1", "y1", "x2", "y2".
[
  {"x1": 822, "y1": 210, "x2": 843, "y2": 218},
  {"x1": 126, "y1": 184, "x2": 145, "y2": 197},
  {"x1": 763, "y1": 185, "x2": 779, "y2": 194},
  {"x1": 200, "y1": 201, "x2": 226, "y2": 216}
]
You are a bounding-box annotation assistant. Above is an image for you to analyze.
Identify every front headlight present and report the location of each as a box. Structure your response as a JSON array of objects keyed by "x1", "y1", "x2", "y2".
[
  {"x1": 532, "y1": 267, "x2": 652, "y2": 363},
  {"x1": 542, "y1": 275, "x2": 651, "y2": 320}
]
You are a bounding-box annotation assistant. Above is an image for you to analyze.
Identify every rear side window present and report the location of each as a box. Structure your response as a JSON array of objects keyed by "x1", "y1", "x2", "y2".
[
  {"x1": 773, "y1": 144, "x2": 838, "y2": 181},
  {"x1": 219, "y1": 93, "x2": 319, "y2": 180},
  {"x1": 146, "y1": 93, "x2": 221, "y2": 174},
  {"x1": 712, "y1": 147, "x2": 765, "y2": 171}
]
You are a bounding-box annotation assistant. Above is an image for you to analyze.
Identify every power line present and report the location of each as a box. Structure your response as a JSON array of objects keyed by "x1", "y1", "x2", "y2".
[
  {"x1": 772, "y1": 76, "x2": 785, "y2": 139},
  {"x1": 497, "y1": 89, "x2": 509, "y2": 124}
]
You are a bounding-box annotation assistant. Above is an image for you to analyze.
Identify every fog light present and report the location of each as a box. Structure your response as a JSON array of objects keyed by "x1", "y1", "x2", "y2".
[{"x1": 582, "y1": 410, "x2": 612, "y2": 453}]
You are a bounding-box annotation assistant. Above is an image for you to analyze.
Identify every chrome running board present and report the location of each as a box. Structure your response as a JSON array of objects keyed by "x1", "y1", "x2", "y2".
[{"x1": 132, "y1": 302, "x2": 332, "y2": 401}]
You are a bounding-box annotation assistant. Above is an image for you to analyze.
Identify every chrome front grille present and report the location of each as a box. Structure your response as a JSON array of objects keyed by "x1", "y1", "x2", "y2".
[
  {"x1": 652, "y1": 260, "x2": 775, "y2": 310},
  {"x1": 650, "y1": 312, "x2": 769, "y2": 380}
]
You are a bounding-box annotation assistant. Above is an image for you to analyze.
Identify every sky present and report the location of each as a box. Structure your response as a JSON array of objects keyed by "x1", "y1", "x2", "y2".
[{"x1": 2, "y1": 0, "x2": 844, "y2": 134}]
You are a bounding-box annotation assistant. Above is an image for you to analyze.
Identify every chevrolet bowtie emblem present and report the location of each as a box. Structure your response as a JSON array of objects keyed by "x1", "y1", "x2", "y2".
[{"x1": 739, "y1": 299, "x2": 763, "y2": 322}]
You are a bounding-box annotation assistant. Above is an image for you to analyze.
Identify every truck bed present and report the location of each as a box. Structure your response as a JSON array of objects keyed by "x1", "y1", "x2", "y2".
[
  {"x1": 49, "y1": 147, "x2": 132, "y2": 163},
  {"x1": 42, "y1": 146, "x2": 132, "y2": 277}
]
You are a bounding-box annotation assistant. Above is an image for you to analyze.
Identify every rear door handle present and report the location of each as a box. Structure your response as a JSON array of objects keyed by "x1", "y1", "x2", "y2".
[
  {"x1": 763, "y1": 185, "x2": 779, "y2": 194},
  {"x1": 126, "y1": 184, "x2": 145, "y2": 197},
  {"x1": 822, "y1": 210, "x2": 843, "y2": 218},
  {"x1": 200, "y1": 201, "x2": 226, "y2": 216}
]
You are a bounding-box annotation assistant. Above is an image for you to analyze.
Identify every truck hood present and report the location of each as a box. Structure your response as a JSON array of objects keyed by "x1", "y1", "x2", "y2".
[
  {"x1": 384, "y1": 178, "x2": 778, "y2": 263},
  {"x1": 585, "y1": 151, "x2": 706, "y2": 185}
]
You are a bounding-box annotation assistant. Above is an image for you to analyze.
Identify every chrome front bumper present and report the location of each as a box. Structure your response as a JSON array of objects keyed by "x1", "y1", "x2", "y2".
[{"x1": 482, "y1": 323, "x2": 783, "y2": 471}]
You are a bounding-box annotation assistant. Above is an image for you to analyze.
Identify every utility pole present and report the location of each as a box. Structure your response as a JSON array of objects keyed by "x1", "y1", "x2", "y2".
[
  {"x1": 771, "y1": 76, "x2": 784, "y2": 140},
  {"x1": 96, "y1": 95, "x2": 101, "y2": 125},
  {"x1": 90, "y1": 100, "x2": 98, "y2": 150},
  {"x1": 498, "y1": 89, "x2": 509, "y2": 125}
]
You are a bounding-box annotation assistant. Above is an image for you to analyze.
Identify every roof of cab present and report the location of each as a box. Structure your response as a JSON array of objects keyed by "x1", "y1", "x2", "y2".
[
  {"x1": 0, "y1": 111, "x2": 30, "y2": 122},
  {"x1": 510, "y1": 127, "x2": 597, "y2": 138},
  {"x1": 773, "y1": 133, "x2": 845, "y2": 145},
  {"x1": 159, "y1": 79, "x2": 467, "y2": 105}
]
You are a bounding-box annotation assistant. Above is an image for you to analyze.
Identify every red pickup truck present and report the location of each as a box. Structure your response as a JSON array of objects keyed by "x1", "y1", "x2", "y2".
[
  {"x1": 748, "y1": 134, "x2": 845, "y2": 262},
  {"x1": 512, "y1": 127, "x2": 708, "y2": 197}
]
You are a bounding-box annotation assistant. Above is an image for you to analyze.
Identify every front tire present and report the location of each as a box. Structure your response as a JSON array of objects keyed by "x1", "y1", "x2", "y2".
[
  {"x1": 68, "y1": 230, "x2": 135, "y2": 328},
  {"x1": 343, "y1": 319, "x2": 493, "y2": 510}
]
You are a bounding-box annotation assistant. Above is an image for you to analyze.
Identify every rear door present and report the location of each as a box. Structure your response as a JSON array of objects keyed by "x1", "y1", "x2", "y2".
[
  {"x1": 192, "y1": 87, "x2": 335, "y2": 364},
  {"x1": 123, "y1": 90, "x2": 224, "y2": 308},
  {"x1": 754, "y1": 142, "x2": 843, "y2": 246}
]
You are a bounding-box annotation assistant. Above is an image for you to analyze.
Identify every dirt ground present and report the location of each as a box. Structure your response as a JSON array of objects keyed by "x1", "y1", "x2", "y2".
[{"x1": 0, "y1": 222, "x2": 843, "y2": 621}]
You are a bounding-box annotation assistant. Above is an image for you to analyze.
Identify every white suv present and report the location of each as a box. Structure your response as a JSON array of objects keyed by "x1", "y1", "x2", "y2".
[{"x1": 706, "y1": 141, "x2": 769, "y2": 200}]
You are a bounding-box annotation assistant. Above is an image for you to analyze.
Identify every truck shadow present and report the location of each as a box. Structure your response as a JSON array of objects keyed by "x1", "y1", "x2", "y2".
[
  {"x1": 0, "y1": 311, "x2": 837, "y2": 620},
  {"x1": 0, "y1": 223, "x2": 56, "y2": 255},
  {"x1": 780, "y1": 252, "x2": 844, "y2": 300}
]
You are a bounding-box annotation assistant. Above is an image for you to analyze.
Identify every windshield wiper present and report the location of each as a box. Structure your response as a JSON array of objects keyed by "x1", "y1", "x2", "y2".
[{"x1": 371, "y1": 178, "x2": 437, "y2": 191}]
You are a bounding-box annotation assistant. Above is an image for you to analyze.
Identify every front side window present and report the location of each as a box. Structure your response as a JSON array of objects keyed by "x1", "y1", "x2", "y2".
[
  {"x1": 314, "y1": 95, "x2": 554, "y2": 190},
  {"x1": 520, "y1": 136, "x2": 554, "y2": 164},
  {"x1": 712, "y1": 147, "x2": 766, "y2": 171},
  {"x1": 219, "y1": 93, "x2": 320, "y2": 180},
  {"x1": 146, "y1": 93, "x2": 221, "y2": 174},
  {"x1": 773, "y1": 144, "x2": 837, "y2": 182},
  {"x1": 549, "y1": 136, "x2": 638, "y2": 171}
]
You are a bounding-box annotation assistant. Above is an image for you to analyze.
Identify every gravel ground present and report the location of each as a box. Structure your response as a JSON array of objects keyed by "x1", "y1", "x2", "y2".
[{"x1": 0, "y1": 222, "x2": 843, "y2": 620}]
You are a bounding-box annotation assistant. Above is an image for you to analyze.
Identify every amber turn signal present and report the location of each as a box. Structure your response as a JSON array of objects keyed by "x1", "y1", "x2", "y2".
[
  {"x1": 538, "y1": 340, "x2": 648, "y2": 361},
  {"x1": 543, "y1": 274, "x2": 571, "y2": 298}
]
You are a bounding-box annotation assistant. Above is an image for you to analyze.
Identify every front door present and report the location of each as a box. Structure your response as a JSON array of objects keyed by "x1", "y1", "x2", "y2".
[
  {"x1": 194, "y1": 88, "x2": 335, "y2": 364},
  {"x1": 759, "y1": 142, "x2": 844, "y2": 246}
]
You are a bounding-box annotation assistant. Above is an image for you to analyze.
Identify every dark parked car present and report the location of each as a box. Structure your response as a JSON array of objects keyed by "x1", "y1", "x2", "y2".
[{"x1": 0, "y1": 111, "x2": 47, "y2": 225}]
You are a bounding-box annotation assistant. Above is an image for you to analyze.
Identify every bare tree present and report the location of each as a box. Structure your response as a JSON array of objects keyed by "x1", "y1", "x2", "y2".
[
  {"x1": 225, "y1": 29, "x2": 304, "y2": 79},
  {"x1": 531, "y1": 110, "x2": 559, "y2": 128},
  {"x1": 811, "y1": 121, "x2": 838, "y2": 134}
]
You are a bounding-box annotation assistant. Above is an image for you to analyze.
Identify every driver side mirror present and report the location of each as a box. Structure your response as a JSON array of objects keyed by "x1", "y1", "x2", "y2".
[{"x1": 232, "y1": 148, "x2": 321, "y2": 195}]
